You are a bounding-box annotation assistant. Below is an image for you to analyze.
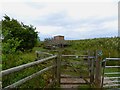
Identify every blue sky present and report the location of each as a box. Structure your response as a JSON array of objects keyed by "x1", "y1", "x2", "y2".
[{"x1": 0, "y1": 0, "x2": 119, "y2": 41}]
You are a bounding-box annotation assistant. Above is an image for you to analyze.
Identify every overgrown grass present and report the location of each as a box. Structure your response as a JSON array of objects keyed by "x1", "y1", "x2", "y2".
[
  {"x1": 33, "y1": 46, "x2": 46, "y2": 51},
  {"x1": 66, "y1": 37, "x2": 119, "y2": 58},
  {"x1": 2, "y1": 47, "x2": 54, "y2": 88},
  {"x1": 2, "y1": 51, "x2": 36, "y2": 70}
]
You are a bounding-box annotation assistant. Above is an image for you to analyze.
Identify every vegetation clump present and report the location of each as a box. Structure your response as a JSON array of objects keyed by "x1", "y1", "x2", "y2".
[{"x1": 2, "y1": 15, "x2": 38, "y2": 53}]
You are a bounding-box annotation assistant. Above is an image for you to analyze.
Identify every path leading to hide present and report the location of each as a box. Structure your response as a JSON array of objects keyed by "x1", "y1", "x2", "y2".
[{"x1": 60, "y1": 74, "x2": 89, "y2": 88}]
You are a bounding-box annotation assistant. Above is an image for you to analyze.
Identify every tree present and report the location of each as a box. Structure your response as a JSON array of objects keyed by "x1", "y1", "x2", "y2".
[{"x1": 2, "y1": 15, "x2": 38, "y2": 53}]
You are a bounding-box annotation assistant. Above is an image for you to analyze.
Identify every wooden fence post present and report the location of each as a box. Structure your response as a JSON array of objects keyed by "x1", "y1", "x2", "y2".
[
  {"x1": 95, "y1": 50, "x2": 102, "y2": 88},
  {"x1": 87, "y1": 50, "x2": 90, "y2": 72},
  {"x1": 55, "y1": 50, "x2": 61, "y2": 87},
  {"x1": 51, "y1": 50, "x2": 61, "y2": 87},
  {"x1": 88, "y1": 51, "x2": 94, "y2": 86},
  {"x1": 90, "y1": 51, "x2": 95, "y2": 86},
  {"x1": 36, "y1": 51, "x2": 39, "y2": 59},
  {"x1": 52, "y1": 56, "x2": 57, "y2": 87}
]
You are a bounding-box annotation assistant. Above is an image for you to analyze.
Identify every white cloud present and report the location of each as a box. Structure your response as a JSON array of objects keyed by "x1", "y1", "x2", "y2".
[
  {"x1": 102, "y1": 19, "x2": 118, "y2": 29},
  {"x1": 64, "y1": 2, "x2": 117, "y2": 20},
  {"x1": 1, "y1": 2, "x2": 117, "y2": 19},
  {"x1": 0, "y1": 0, "x2": 119, "y2": 3},
  {"x1": 1, "y1": 2, "x2": 41, "y2": 18},
  {"x1": 36, "y1": 25, "x2": 63, "y2": 34},
  {"x1": 0, "y1": 1, "x2": 118, "y2": 40}
]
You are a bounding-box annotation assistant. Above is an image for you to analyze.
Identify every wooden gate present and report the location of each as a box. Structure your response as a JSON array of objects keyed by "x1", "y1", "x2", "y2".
[
  {"x1": 60, "y1": 50, "x2": 96, "y2": 88},
  {"x1": 101, "y1": 58, "x2": 120, "y2": 88}
]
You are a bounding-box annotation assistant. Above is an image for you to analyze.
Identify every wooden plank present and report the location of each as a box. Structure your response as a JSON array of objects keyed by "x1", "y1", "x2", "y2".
[
  {"x1": 83, "y1": 78, "x2": 91, "y2": 85},
  {"x1": 105, "y1": 66, "x2": 120, "y2": 68},
  {"x1": 60, "y1": 76, "x2": 90, "y2": 78},
  {"x1": 104, "y1": 77, "x2": 120, "y2": 79},
  {"x1": 68, "y1": 62, "x2": 78, "y2": 72},
  {"x1": 103, "y1": 80, "x2": 120, "y2": 83},
  {"x1": 103, "y1": 84, "x2": 120, "y2": 87},
  {"x1": 60, "y1": 82, "x2": 87, "y2": 84},
  {"x1": 61, "y1": 69, "x2": 89, "y2": 73},
  {"x1": 105, "y1": 58, "x2": 120, "y2": 61},
  {"x1": 36, "y1": 51, "x2": 53, "y2": 56},
  {"x1": 4, "y1": 65, "x2": 55, "y2": 89},
  {"x1": 62, "y1": 55, "x2": 77, "y2": 57},
  {"x1": 102, "y1": 58, "x2": 120, "y2": 62},
  {"x1": 88, "y1": 56, "x2": 95, "y2": 59},
  {"x1": 104, "y1": 72, "x2": 120, "y2": 75},
  {"x1": 67, "y1": 62, "x2": 88, "y2": 65},
  {"x1": 62, "y1": 55, "x2": 88, "y2": 57},
  {"x1": 2, "y1": 55, "x2": 57, "y2": 76}
]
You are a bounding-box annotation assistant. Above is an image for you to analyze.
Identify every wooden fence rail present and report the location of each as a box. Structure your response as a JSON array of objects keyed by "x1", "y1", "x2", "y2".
[
  {"x1": 4, "y1": 65, "x2": 56, "y2": 89},
  {"x1": 62, "y1": 55, "x2": 88, "y2": 57},
  {"x1": 105, "y1": 58, "x2": 120, "y2": 60},
  {"x1": 1, "y1": 55, "x2": 57, "y2": 76},
  {"x1": 36, "y1": 51, "x2": 53, "y2": 56},
  {"x1": 2, "y1": 55, "x2": 58, "y2": 89}
]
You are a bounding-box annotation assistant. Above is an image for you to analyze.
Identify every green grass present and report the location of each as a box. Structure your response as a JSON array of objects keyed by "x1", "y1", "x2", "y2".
[
  {"x1": 66, "y1": 37, "x2": 119, "y2": 58},
  {"x1": 61, "y1": 57, "x2": 89, "y2": 77},
  {"x1": 2, "y1": 51, "x2": 37, "y2": 70},
  {"x1": 104, "y1": 68, "x2": 119, "y2": 77},
  {"x1": 2, "y1": 46, "x2": 54, "y2": 88},
  {"x1": 104, "y1": 68, "x2": 119, "y2": 72},
  {"x1": 33, "y1": 46, "x2": 46, "y2": 51},
  {"x1": 78, "y1": 85, "x2": 91, "y2": 89}
]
